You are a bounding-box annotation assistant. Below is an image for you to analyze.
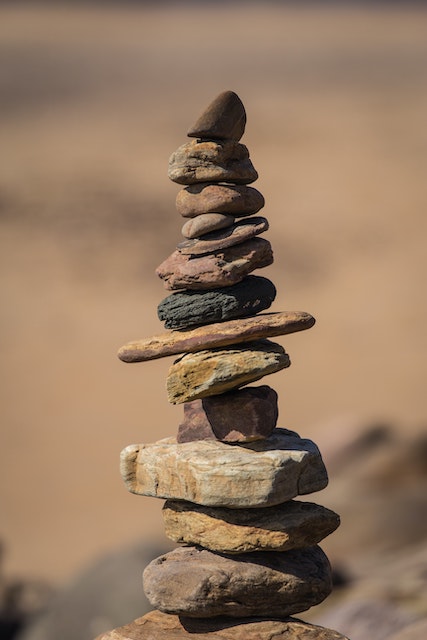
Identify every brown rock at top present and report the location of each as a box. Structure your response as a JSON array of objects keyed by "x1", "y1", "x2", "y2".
[
  {"x1": 166, "y1": 339, "x2": 290, "y2": 404},
  {"x1": 118, "y1": 311, "x2": 315, "y2": 363},
  {"x1": 181, "y1": 213, "x2": 235, "y2": 239},
  {"x1": 176, "y1": 183, "x2": 265, "y2": 218},
  {"x1": 168, "y1": 139, "x2": 258, "y2": 185},
  {"x1": 187, "y1": 90, "x2": 247, "y2": 142},
  {"x1": 177, "y1": 385, "x2": 278, "y2": 443},
  {"x1": 142, "y1": 545, "x2": 332, "y2": 618},
  {"x1": 177, "y1": 216, "x2": 269, "y2": 255},
  {"x1": 95, "y1": 609, "x2": 350, "y2": 640},
  {"x1": 162, "y1": 499, "x2": 340, "y2": 553},
  {"x1": 156, "y1": 237, "x2": 273, "y2": 291}
]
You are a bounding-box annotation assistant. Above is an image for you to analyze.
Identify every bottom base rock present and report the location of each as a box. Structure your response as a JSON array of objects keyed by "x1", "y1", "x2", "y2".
[{"x1": 95, "y1": 610, "x2": 349, "y2": 639}]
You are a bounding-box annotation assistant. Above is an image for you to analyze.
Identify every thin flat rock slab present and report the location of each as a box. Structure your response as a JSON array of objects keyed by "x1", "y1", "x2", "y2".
[
  {"x1": 177, "y1": 216, "x2": 268, "y2": 255},
  {"x1": 156, "y1": 276, "x2": 277, "y2": 331},
  {"x1": 168, "y1": 139, "x2": 257, "y2": 185},
  {"x1": 156, "y1": 237, "x2": 273, "y2": 291},
  {"x1": 120, "y1": 428, "x2": 329, "y2": 508},
  {"x1": 166, "y1": 339, "x2": 290, "y2": 404},
  {"x1": 177, "y1": 385, "x2": 278, "y2": 443},
  {"x1": 96, "y1": 609, "x2": 350, "y2": 640},
  {"x1": 162, "y1": 499, "x2": 340, "y2": 553},
  {"x1": 187, "y1": 90, "x2": 247, "y2": 142},
  {"x1": 142, "y1": 545, "x2": 332, "y2": 618},
  {"x1": 119, "y1": 310, "x2": 314, "y2": 362},
  {"x1": 182, "y1": 213, "x2": 235, "y2": 239},
  {"x1": 176, "y1": 183, "x2": 265, "y2": 218}
]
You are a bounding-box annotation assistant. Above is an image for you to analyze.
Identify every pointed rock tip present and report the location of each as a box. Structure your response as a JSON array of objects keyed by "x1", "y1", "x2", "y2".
[{"x1": 187, "y1": 90, "x2": 247, "y2": 142}]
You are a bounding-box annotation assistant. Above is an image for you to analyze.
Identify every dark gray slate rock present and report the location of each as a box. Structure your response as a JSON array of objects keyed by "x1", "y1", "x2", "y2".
[
  {"x1": 176, "y1": 183, "x2": 265, "y2": 218},
  {"x1": 157, "y1": 275, "x2": 276, "y2": 330},
  {"x1": 142, "y1": 546, "x2": 332, "y2": 618},
  {"x1": 187, "y1": 90, "x2": 247, "y2": 142},
  {"x1": 177, "y1": 385, "x2": 278, "y2": 443}
]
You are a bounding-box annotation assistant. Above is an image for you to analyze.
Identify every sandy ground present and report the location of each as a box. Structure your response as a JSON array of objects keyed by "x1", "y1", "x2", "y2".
[{"x1": 1, "y1": 3, "x2": 427, "y2": 588}]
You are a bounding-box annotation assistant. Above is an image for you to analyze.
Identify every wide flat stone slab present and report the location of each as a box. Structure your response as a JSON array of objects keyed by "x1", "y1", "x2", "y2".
[
  {"x1": 156, "y1": 237, "x2": 273, "y2": 291},
  {"x1": 187, "y1": 90, "x2": 247, "y2": 142},
  {"x1": 120, "y1": 428, "x2": 328, "y2": 508},
  {"x1": 163, "y1": 499, "x2": 340, "y2": 553},
  {"x1": 142, "y1": 545, "x2": 332, "y2": 618},
  {"x1": 168, "y1": 139, "x2": 257, "y2": 185},
  {"x1": 177, "y1": 216, "x2": 268, "y2": 255},
  {"x1": 118, "y1": 311, "x2": 315, "y2": 362},
  {"x1": 166, "y1": 339, "x2": 290, "y2": 404},
  {"x1": 96, "y1": 609, "x2": 349, "y2": 640},
  {"x1": 177, "y1": 183, "x2": 264, "y2": 218}
]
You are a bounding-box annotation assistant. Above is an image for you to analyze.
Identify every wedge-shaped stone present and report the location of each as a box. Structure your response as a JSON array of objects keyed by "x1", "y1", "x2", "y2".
[
  {"x1": 120, "y1": 428, "x2": 328, "y2": 507},
  {"x1": 96, "y1": 609, "x2": 350, "y2": 640},
  {"x1": 118, "y1": 311, "x2": 314, "y2": 362},
  {"x1": 163, "y1": 499, "x2": 340, "y2": 553},
  {"x1": 143, "y1": 545, "x2": 332, "y2": 618},
  {"x1": 176, "y1": 183, "x2": 265, "y2": 218},
  {"x1": 166, "y1": 339, "x2": 290, "y2": 404},
  {"x1": 177, "y1": 216, "x2": 268, "y2": 255},
  {"x1": 187, "y1": 90, "x2": 247, "y2": 142},
  {"x1": 156, "y1": 237, "x2": 273, "y2": 291},
  {"x1": 168, "y1": 140, "x2": 257, "y2": 185}
]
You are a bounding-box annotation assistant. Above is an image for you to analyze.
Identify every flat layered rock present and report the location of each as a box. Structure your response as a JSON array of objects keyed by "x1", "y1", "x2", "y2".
[
  {"x1": 143, "y1": 545, "x2": 332, "y2": 618},
  {"x1": 176, "y1": 183, "x2": 265, "y2": 218},
  {"x1": 177, "y1": 216, "x2": 269, "y2": 255},
  {"x1": 96, "y1": 609, "x2": 349, "y2": 640},
  {"x1": 166, "y1": 339, "x2": 290, "y2": 403},
  {"x1": 177, "y1": 386, "x2": 278, "y2": 443},
  {"x1": 156, "y1": 237, "x2": 273, "y2": 291},
  {"x1": 119, "y1": 310, "x2": 314, "y2": 362},
  {"x1": 156, "y1": 276, "x2": 277, "y2": 331},
  {"x1": 168, "y1": 139, "x2": 258, "y2": 185},
  {"x1": 187, "y1": 90, "x2": 246, "y2": 142},
  {"x1": 163, "y1": 499, "x2": 340, "y2": 553},
  {"x1": 120, "y1": 428, "x2": 328, "y2": 507},
  {"x1": 182, "y1": 213, "x2": 235, "y2": 239}
]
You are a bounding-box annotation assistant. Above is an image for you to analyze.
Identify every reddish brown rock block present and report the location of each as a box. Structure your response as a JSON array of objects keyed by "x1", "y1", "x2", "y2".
[{"x1": 176, "y1": 183, "x2": 265, "y2": 218}]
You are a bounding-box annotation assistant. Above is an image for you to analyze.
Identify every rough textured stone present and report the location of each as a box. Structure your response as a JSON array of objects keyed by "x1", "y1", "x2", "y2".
[
  {"x1": 96, "y1": 609, "x2": 349, "y2": 640},
  {"x1": 156, "y1": 276, "x2": 277, "y2": 330},
  {"x1": 156, "y1": 237, "x2": 273, "y2": 291},
  {"x1": 166, "y1": 339, "x2": 290, "y2": 404},
  {"x1": 182, "y1": 213, "x2": 235, "y2": 239},
  {"x1": 162, "y1": 499, "x2": 340, "y2": 553},
  {"x1": 176, "y1": 183, "x2": 265, "y2": 218},
  {"x1": 168, "y1": 139, "x2": 257, "y2": 185},
  {"x1": 118, "y1": 311, "x2": 314, "y2": 362},
  {"x1": 177, "y1": 216, "x2": 269, "y2": 255},
  {"x1": 142, "y1": 546, "x2": 332, "y2": 618},
  {"x1": 120, "y1": 428, "x2": 329, "y2": 507},
  {"x1": 177, "y1": 385, "x2": 278, "y2": 443},
  {"x1": 187, "y1": 90, "x2": 246, "y2": 142}
]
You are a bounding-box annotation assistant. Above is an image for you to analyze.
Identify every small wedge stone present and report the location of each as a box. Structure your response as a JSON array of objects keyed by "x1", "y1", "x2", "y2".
[
  {"x1": 162, "y1": 499, "x2": 340, "y2": 553},
  {"x1": 187, "y1": 90, "x2": 246, "y2": 141},
  {"x1": 120, "y1": 428, "x2": 328, "y2": 507},
  {"x1": 176, "y1": 183, "x2": 265, "y2": 218},
  {"x1": 177, "y1": 216, "x2": 269, "y2": 255},
  {"x1": 182, "y1": 213, "x2": 235, "y2": 239},
  {"x1": 166, "y1": 339, "x2": 290, "y2": 404}
]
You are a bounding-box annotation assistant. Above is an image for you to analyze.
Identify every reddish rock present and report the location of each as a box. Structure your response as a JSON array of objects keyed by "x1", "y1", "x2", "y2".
[
  {"x1": 187, "y1": 90, "x2": 247, "y2": 142},
  {"x1": 176, "y1": 183, "x2": 265, "y2": 218},
  {"x1": 177, "y1": 216, "x2": 269, "y2": 255},
  {"x1": 181, "y1": 213, "x2": 235, "y2": 239}
]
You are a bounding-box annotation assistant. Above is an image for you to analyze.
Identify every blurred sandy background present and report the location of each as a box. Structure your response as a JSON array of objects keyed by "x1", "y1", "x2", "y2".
[{"x1": 1, "y1": 0, "x2": 427, "y2": 635}]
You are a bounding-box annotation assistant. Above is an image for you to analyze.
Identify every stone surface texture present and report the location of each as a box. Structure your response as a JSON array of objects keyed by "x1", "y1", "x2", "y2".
[
  {"x1": 95, "y1": 609, "x2": 350, "y2": 640},
  {"x1": 166, "y1": 339, "x2": 290, "y2": 403},
  {"x1": 120, "y1": 428, "x2": 328, "y2": 507},
  {"x1": 181, "y1": 213, "x2": 235, "y2": 239},
  {"x1": 176, "y1": 183, "x2": 265, "y2": 218},
  {"x1": 187, "y1": 90, "x2": 247, "y2": 142},
  {"x1": 177, "y1": 385, "x2": 278, "y2": 443},
  {"x1": 156, "y1": 276, "x2": 276, "y2": 330},
  {"x1": 119, "y1": 311, "x2": 314, "y2": 362},
  {"x1": 162, "y1": 499, "x2": 340, "y2": 553},
  {"x1": 168, "y1": 140, "x2": 258, "y2": 185},
  {"x1": 142, "y1": 545, "x2": 332, "y2": 618},
  {"x1": 177, "y1": 216, "x2": 268, "y2": 255},
  {"x1": 156, "y1": 237, "x2": 273, "y2": 290}
]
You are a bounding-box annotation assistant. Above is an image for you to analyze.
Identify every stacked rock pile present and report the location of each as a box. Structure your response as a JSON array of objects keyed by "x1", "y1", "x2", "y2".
[{"x1": 98, "y1": 92, "x2": 348, "y2": 640}]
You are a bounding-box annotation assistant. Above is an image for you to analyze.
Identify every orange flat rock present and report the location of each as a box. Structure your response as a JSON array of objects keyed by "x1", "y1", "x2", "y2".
[{"x1": 118, "y1": 311, "x2": 315, "y2": 363}]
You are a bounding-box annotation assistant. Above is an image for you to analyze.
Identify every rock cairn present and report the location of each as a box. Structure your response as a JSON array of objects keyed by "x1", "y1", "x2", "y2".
[{"x1": 97, "y1": 92, "x2": 348, "y2": 640}]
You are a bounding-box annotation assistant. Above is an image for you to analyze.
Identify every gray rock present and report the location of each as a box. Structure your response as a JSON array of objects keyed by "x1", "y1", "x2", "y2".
[
  {"x1": 176, "y1": 183, "x2": 265, "y2": 218},
  {"x1": 187, "y1": 90, "x2": 246, "y2": 142}
]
